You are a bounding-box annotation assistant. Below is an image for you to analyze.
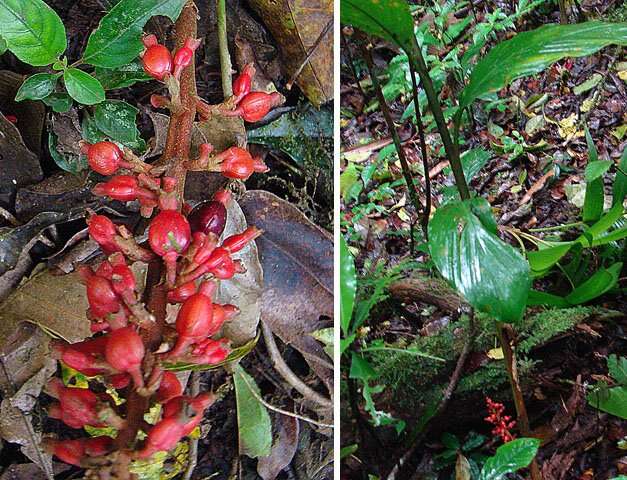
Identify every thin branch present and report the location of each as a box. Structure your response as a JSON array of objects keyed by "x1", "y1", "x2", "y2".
[
  {"x1": 408, "y1": 61, "x2": 432, "y2": 239},
  {"x1": 361, "y1": 39, "x2": 424, "y2": 225},
  {"x1": 238, "y1": 369, "x2": 334, "y2": 428},
  {"x1": 262, "y1": 321, "x2": 333, "y2": 409},
  {"x1": 216, "y1": 0, "x2": 232, "y2": 98},
  {"x1": 286, "y1": 18, "x2": 333, "y2": 90}
]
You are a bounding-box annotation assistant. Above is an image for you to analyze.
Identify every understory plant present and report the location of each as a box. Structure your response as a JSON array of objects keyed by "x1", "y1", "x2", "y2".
[{"x1": 0, "y1": 0, "x2": 285, "y2": 477}]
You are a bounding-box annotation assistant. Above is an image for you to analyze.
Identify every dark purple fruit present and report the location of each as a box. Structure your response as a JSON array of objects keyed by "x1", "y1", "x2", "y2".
[{"x1": 188, "y1": 201, "x2": 227, "y2": 237}]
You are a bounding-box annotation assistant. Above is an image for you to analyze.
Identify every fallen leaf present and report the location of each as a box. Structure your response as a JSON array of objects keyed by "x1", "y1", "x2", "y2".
[
  {"x1": 257, "y1": 414, "x2": 300, "y2": 480},
  {"x1": 239, "y1": 190, "x2": 333, "y2": 391}
]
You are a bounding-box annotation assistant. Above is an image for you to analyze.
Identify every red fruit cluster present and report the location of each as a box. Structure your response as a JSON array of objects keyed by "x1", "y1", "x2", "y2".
[
  {"x1": 141, "y1": 34, "x2": 200, "y2": 81},
  {"x1": 484, "y1": 397, "x2": 517, "y2": 443}
]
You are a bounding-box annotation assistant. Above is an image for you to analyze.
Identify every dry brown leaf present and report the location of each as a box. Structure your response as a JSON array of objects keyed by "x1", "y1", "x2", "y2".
[{"x1": 257, "y1": 414, "x2": 300, "y2": 480}]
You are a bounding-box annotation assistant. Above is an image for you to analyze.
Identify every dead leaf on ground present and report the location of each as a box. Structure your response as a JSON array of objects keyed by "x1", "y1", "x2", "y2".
[
  {"x1": 239, "y1": 190, "x2": 333, "y2": 391},
  {"x1": 247, "y1": 0, "x2": 333, "y2": 106},
  {"x1": 257, "y1": 414, "x2": 300, "y2": 480},
  {"x1": 0, "y1": 463, "x2": 70, "y2": 480}
]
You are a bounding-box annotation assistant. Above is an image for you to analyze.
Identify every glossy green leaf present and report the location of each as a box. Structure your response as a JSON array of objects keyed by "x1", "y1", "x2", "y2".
[
  {"x1": 83, "y1": 0, "x2": 186, "y2": 67},
  {"x1": 613, "y1": 147, "x2": 627, "y2": 206},
  {"x1": 461, "y1": 147, "x2": 491, "y2": 183},
  {"x1": 340, "y1": 0, "x2": 415, "y2": 52},
  {"x1": 459, "y1": 22, "x2": 627, "y2": 111},
  {"x1": 340, "y1": 236, "x2": 356, "y2": 336},
  {"x1": 94, "y1": 60, "x2": 151, "y2": 90},
  {"x1": 564, "y1": 262, "x2": 622, "y2": 305},
  {"x1": 233, "y1": 364, "x2": 272, "y2": 458},
  {"x1": 63, "y1": 68, "x2": 105, "y2": 105},
  {"x1": 527, "y1": 243, "x2": 572, "y2": 275},
  {"x1": 0, "y1": 36, "x2": 7, "y2": 55},
  {"x1": 479, "y1": 438, "x2": 540, "y2": 480},
  {"x1": 0, "y1": 0, "x2": 66, "y2": 66},
  {"x1": 340, "y1": 444, "x2": 358, "y2": 459},
  {"x1": 15, "y1": 73, "x2": 59, "y2": 101},
  {"x1": 585, "y1": 160, "x2": 612, "y2": 182},
  {"x1": 577, "y1": 202, "x2": 625, "y2": 246},
  {"x1": 607, "y1": 354, "x2": 627, "y2": 385},
  {"x1": 94, "y1": 100, "x2": 144, "y2": 148},
  {"x1": 527, "y1": 289, "x2": 569, "y2": 308},
  {"x1": 42, "y1": 92, "x2": 72, "y2": 113},
  {"x1": 583, "y1": 128, "x2": 604, "y2": 223},
  {"x1": 428, "y1": 198, "x2": 531, "y2": 323},
  {"x1": 587, "y1": 386, "x2": 627, "y2": 419}
]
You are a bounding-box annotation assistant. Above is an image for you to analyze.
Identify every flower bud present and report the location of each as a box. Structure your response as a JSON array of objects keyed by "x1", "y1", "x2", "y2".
[
  {"x1": 141, "y1": 35, "x2": 172, "y2": 80},
  {"x1": 136, "y1": 417, "x2": 185, "y2": 459},
  {"x1": 190, "y1": 338, "x2": 230, "y2": 365},
  {"x1": 105, "y1": 327, "x2": 145, "y2": 388},
  {"x1": 51, "y1": 337, "x2": 109, "y2": 376},
  {"x1": 92, "y1": 175, "x2": 139, "y2": 202},
  {"x1": 214, "y1": 146, "x2": 269, "y2": 180},
  {"x1": 222, "y1": 226, "x2": 262, "y2": 253},
  {"x1": 233, "y1": 63, "x2": 255, "y2": 100},
  {"x1": 162, "y1": 392, "x2": 215, "y2": 435},
  {"x1": 46, "y1": 378, "x2": 103, "y2": 429},
  {"x1": 173, "y1": 38, "x2": 201, "y2": 79},
  {"x1": 86, "y1": 214, "x2": 118, "y2": 254},
  {"x1": 167, "y1": 280, "x2": 197, "y2": 303},
  {"x1": 79, "y1": 265, "x2": 122, "y2": 319},
  {"x1": 82, "y1": 141, "x2": 123, "y2": 176},
  {"x1": 237, "y1": 91, "x2": 284, "y2": 122},
  {"x1": 148, "y1": 210, "x2": 191, "y2": 257},
  {"x1": 156, "y1": 371, "x2": 183, "y2": 403}
]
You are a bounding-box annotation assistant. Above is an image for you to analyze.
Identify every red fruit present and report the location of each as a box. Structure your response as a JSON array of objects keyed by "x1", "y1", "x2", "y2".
[
  {"x1": 109, "y1": 253, "x2": 136, "y2": 297},
  {"x1": 51, "y1": 337, "x2": 109, "y2": 376},
  {"x1": 214, "y1": 146, "x2": 269, "y2": 180},
  {"x1": 156, "y1": 371, "x2": 183, "y2": 403},
  {"x1": 82, "y1": 141, "x2": 123, "y2": 176},
  {"x1": 173, "y1": 38, "x2": 201, "y2": 79},
  {"x1": 84, "y1": 436, "x2": 113, "y2": 457},
  {"x1": 148, "y1": 210, "x2": 191, "y2": 257},
  {"x1": 190, "y1": 232, "x2": 218, "y2": 266},
  {"x1": 190, "y1": 338, "x2": 230, "y2": 365},
  {"x1": 87, "y1": 214, "x2": 118, "y2": 254},
  {"x1": 46, "y1": 438, "x2": 86, "y2": 466},
  {"x1": 93, "y1": 175, "x2": 138, "y2": 202},
  {"x1": 222, "y1": 226, "x2": 262, "y2": 253},
  {"x1": 188, "y1": 201, "x2": 227, "y2": 237},
  {"x1": 105, "y1": 327, "x2": 145, "y2": 388},
  {"x1": 141, "y1": 35, "x2": 172, "y2": 80},
  {"x1": 80, "y1": 266, "x2": 121, "y2": 318},
  {"x1": 237, "y1": 91, "x2": 283, "y2": 122},
  {"x1": 233, "y1": 64, "x2": 255, "y2": 99},
  {"x1": 107, "y1": 373, "x2": 131, "y2": 389},
  {"x1": 167, "y1": 280, "x2": 197, "y2": 303},
  {"x1": 137, "y1": 417, "x2": 185, "y2": 459},
  {"x1": 162, "y1": 393, "x2": 215, "y2": 435},
  {"x1": 46, "y1": 378, "x2": 103, "y2": 429}
]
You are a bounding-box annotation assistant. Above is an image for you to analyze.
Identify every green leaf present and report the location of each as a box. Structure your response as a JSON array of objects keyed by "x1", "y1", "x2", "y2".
[
  {"x1": 233, "y1": 365, "x2": 272, "y2": 458},
  {"x1": 607, "y1": 354, "x2": 627, "y2": 385},
  {"x1": 0, "y1": 36, "x2": 7, "y2": 55},
  {"x1": 585, "y1": 160, "x2": 612, "y2": 182},
  {"x1": 583, "y1": 127, "x2": 604, "y2": 223},
  {"x1": 587, "y1": 386, "x2": 627, "y2": 419},
  {"x1": 0, "y1": 0, "x2": 66, "y2": 66},
  {"x1": 310, "y1": 327, "x2": 333, "y2": 359},
  {"x1": 340, "y1": 0, "x2": 415, "y2": 52},
  {"x1": 83, "y1": 0, "x2": 187, "y2": 68},
  {"x1": 42, "y1": 92, "x2": 72, "y2": 112},
  {"x1": 340, "y1": 444, "x2": 358, "y2": 459},
  {"x1": 94, "y1": 59, "x2": 152, "y2": 90},
  {"x1": 479, "y1": 438, "x2": 540, "y2": 480},
  {"x1": 63, "y1": 68, "x2": 105, "y2": 105},
  {"x1": 94, "y1": 100, "x2": 144, "y2": 148},
  {"x1": 459, "y1": 22, "x2": 627, "y2": 111},
  {"x1": 340, "y1": 236, "x2": 356, "y2": 336},
  {"x1": 613, "y1": 147, "x2": 627, "y2": 206},
  {"x1": 428, "y1": 198, "x2": 531, "y2": 323},
  {"x1": 15, "y1": 73, "x2": 59, "y2": 101},
  {"x1": 461, "y1": 147, "x2": 491, "y2": 183},
  {"x1": 577, "y1": 202, "x2": 625, "y2": 246},
  {"x1": 527, "y1": 243, "x2": 572, "y2": 275},
  {"x1": 527, "y1": 289, "x2": 569, "y2": 308},
  {"x1": 564, "y1": 262, "x2": 622, "y2": 305},
  {"x1": 349, "y1": 353, "x2": 377, "y2": 381}
]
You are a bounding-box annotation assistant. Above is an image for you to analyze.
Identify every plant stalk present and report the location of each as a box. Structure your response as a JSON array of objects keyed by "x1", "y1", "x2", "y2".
[
  {"x1": 217, "y1": 0, "x2": 232, "y2": 98},
  {"x1": 407, "y1": 42, "x2": 470, "y2": 200},
  {"x1": 496, "y1": 322, "x2": 542, "y2": 480},
  {"x1": 362, "y1": 40, "x2": 424, "y2": 234}
]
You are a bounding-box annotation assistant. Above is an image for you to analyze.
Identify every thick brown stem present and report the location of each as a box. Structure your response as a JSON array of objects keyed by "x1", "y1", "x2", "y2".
[{"x1": 496, "y1": 323, "x2": 542, "y2": 480}]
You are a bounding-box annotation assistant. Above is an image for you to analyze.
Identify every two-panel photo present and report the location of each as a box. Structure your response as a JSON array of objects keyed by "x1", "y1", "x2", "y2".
[{"x1": 0, "y1": 0, "x2": 624, "y2": 479}]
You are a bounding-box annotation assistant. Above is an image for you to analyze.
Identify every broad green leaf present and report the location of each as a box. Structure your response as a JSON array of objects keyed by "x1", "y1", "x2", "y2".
[
  {"x1": 349, "y1": 353, "x2": 377, "y2": 381},
  {"x1": 583, "y1": 128, "x2": 604, "y2": 223},
  {"x1": 63, "y1": 68, "x2": 105, "y2": 105},
  {"x1": 0, "y1": 0, "x2": 66, "y2": 66},
  {"x1": 0, "y1": 36, "x2": 6, "y2": 55},
  {"x1": 42, "y1": 92, "x2": 72, "y2": 112},
  {"x1": 340, "y1": 236, "x2": 356, "y2": 336},
  {"x1": 607, "y1": 354, "x2": 627, "y2": 385},
  {"x1": 577, "y1": 202, "x2": 625, "y2": 246},
  {"x1": 565, "y1": 262, "x2": 622, "y2": 305},
  {"x1": 527, "y1": 289, "x2": 569, "y2": 308},
  {"x1": 340, "y1": 0, "x2": 415, "y2": 53},
  {"x1": 461, "y1": 147, "x2": 491, "y2": 183},
  {"x1": 527, "y1": 243, "x2": 572, "y2": 274},
  {"x1": 585, "y1": 160, "x2": 612, "y2": 182},
  {"x1": 340, "y1": 444, "x2": 358, "y2": 459},
  {"x1": 15, "y1": 73, "x2": 59, "y2": 101},
  {"x1": 233, "y1": 365, "x2": 272, "y2": 458},
  {"x1": 459, "y1": 22, "x2": 627, "y2": 111},
  {"x1": 587, "y1": 386, "x2": 627, "y2": 419},
  {"x1": 613, "y1": 147, "x2": 627, "y2": 206},
  {"x1": 94, "y1": 100, "x2": 144, "y2": 147},
  {"x1": 94, "y1": 59, "x2": 151, "y2": 89},
  {"x1": 428, "y1": 198, "x2": 531, "y2": 323},
  {"x1": 479, "y1": 438, "x2": 540, "y2": 480},
  {"x1": 83, "y1": 0, "x2": 186, "y2": 67}
]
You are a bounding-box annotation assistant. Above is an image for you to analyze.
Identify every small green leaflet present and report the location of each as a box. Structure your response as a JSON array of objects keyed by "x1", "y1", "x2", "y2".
[
  {"x1": 0, "y1": 0, "x2": 66, "y2": 66},
  {"x1": 63, "y1": 68, "x2": 105, "y2": 105},
  {"x1": 15, "y1": 73, "x2": 59, "y2": 101},
  {"x1": 340, "y1": 236, "x2": 357, "y2": 336}
]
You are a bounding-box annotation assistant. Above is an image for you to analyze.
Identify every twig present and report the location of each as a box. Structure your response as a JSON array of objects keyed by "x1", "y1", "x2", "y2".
[
  {"x1": 216, "y1": 0, "x2": 232, "y2": 98},
  {"x1": 496, "y1": 323, "x2": 542, "y2": 480},
  {"x1": 0, "y1": 206, "x2": 19, "y2": 226},
  {"x1": 408, "y1": 61, "x2": 432, "y2": 239},
  {"x1": 237, "y1": 368, "x2": 333, "y2": 428},
  {"x1": 182, "y1": 372, "x2": 201, "y2": 480},
  {"x1": 386, "y1": 311, "x2": 476, "y2": 480},
  {"x1": 361, "y1": 39, "x2": 424, "y2": 227},
  {"x1": 261, "y1": 321, "x2": 332, "y2": 408},
  {"x1": 286, "y1": 19, "x2": 333, "y2": 90}
]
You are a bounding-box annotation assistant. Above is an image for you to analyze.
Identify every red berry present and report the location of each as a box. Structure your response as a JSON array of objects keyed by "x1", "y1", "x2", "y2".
[
  {"x1": 83, "y1": 141, "x2": 122, "y2": 176},
  {"x1": 93, "y1": 175, "x2": 138, "y2": 202},
  {"x1": 173, "y1": 38, "x2": 201, "y2": 78},
  {"x1": 148, "y1": 210, "x2": 191, "y2": 257},
  {"x1": 80, "y1": 266, "x2": 121, "y2": 318},
  {"x1": 51, "y1": 337, "x2": 109, "y2": 376},
  {"x1": 46, "y1": 378, "x2": 103, "y2": 429},
  {"x1": 233, "y1": 64, "x2": 255, "y2": 99},
  {"x1": 87, "y1": 214, "x2": 118, "y2": 254},
  {"x1": 105, "y1": 327, "x2": 145, "y2": 388},
  {"x1": 237, "y1": 91, "x2": 283, "y2": 122},
  {"x1": 190, "y1": 338, "x2": 230, "y2": 364},
  {"x1": 188, "y1": 201, "x2": 227, "y2": 236},
  {"x1": 137, "y1": 417, "x2": 185, "y2": 459},
  {"x1": 107, "y1": 373, "x2": 131, "y2": 389},
  {"x1": 215, "y1": 146, "x2": 269, "y2": 180},
  {"x1": 142, "y1": 38, "x2": 172, "y2": 80},
  {"x1": 156, "y1": 371, "x2": 183, "y2": 403},
  {"x1": 167, "y1": 280, "x2": 197, "y2": 303},
  {"x1": 163, "y1": 392, "x2": 214, "y2": 435},
  {"x1": 46, "y1": 438, "x2": 85, "y2": 466}
]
